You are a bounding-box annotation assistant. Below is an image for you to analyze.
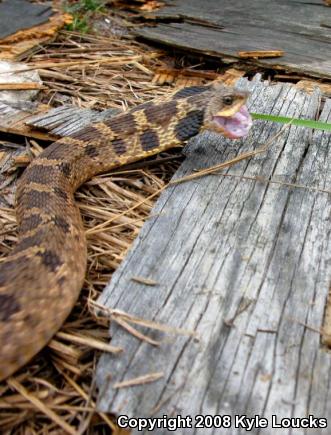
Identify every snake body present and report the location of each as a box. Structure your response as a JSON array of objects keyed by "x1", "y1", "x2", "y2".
[{"x1": 0, "y1": 84, "x2": 250, "y2": 380}]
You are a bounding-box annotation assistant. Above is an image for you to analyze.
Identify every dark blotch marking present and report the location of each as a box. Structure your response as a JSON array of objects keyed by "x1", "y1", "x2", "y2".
[
  {"x1": 73, "y1": 125, "x2": 101, "y2": 141},
  {"x1": 84, "y1": 144, "x2": 99, "y2": 157},
  {"x1": 42, "y1": 142, "x2": 69, "y2": 160},
  {"x1": 23, "y1": 165, "x2": 56, "y2": 185},
  {"x1": 58, "y1": 162, "x2": 71, "y2": 177},
  {"x1": 175, "y1": 110, "x2": 204, "y2": 141},
  {"x1": 37, "y1": 249, "x2": 63, "y2": 272},
  {"x1": 53, "y1": 215, "x2": 70, "y2": 233},
  {"x1": 17, "y1": 229, "x2": 45, "y2": 252},
  {"x1": 111, "y1": 138, "x2": 127, "y2": 155},
  {"x1": 140, "y1": 129, "x2": 160, "y2": 152},
  {"x1": 22, "y1": 190, "x2": 53, "y2": 210},
  {"x1": 106, "y1": 113, "x2": 137, "y2": 136},
  {"x1": 173, "y1": 85, "x2": 210, "y2": 100},
  {"x1": 131, "y1": 102, "x2": 153, "y2": 113},
  {"x1": 144, "y1": 100, "x2": 177, "y2": 126},
  {"x1": 0, "y1": 256, "x2": 30, "y2": 287},
  {"x1": 20, "y1": 214, "x2": 42, "y2": 233},
  {"x1": 53, "y1": 187, "x2": 68, "y2": 201},
  {"x1": 0, "y1": 294, "x2": 21, "y2": 322}
]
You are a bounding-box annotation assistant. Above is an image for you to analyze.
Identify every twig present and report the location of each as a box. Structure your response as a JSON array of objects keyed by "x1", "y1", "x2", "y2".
[{"x1": 113, "y1": 372, "x2": 164, "y2": 389}]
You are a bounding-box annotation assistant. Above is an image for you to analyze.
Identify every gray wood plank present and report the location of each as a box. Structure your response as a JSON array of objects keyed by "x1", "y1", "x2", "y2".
[
  {"x1": 96, "y1": 79, "x2": 331, "y2": 434},
  {"x1": 26, "y1": 106, "x2": 119, "y2": 137},
  {"x1": 134, "y1": 0, "x2": 331, "y2": 79},
  {"x1": 0, "y1": 0, "x2": 52, "y2": 39}
]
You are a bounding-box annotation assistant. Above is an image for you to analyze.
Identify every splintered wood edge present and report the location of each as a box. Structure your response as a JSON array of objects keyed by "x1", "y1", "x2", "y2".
[{"x1": 322, "y1": 287, "x2": 331, "y2": 346}]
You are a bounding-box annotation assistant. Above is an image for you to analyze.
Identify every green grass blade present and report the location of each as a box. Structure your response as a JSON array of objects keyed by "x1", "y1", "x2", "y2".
[{"x1": 251, "y1": 113, "x2": 331, "y2": 131}]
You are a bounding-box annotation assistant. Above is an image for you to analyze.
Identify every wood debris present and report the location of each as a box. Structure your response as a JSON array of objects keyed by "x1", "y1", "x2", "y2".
[
  {"x1": 94, "y1": 305, "x2": 199, "y2": 338},
  {"x1": 110, "y1": 315, "x2": 162, "y2": 345},
  {"x1": 152, "y1": 66, "x2": 245, "y2": 86},
  {"x1": 139, "y1": 0, "x2": 165, "y2": 11},
  {"x1": 131, "y1": 275, "x2": 159, "y2": 285},
  {"x1": 0, "y1": 101, "x2": 56, "y2": 140},
  {"x1": 0, "y1": 13, "x2": 72, "y2": 60},
  {"x1": 238, "y1": 50, "x2": 284, "y2": 59},
  {"x1": 113, "y1": 372, "x2": 164, "y2": 389},
  {"x1": 0, "y1": 83, "x2": 44, "y2": 90},
  {"x1": 296, "y1": 79, "x2": 331, "y2": 97}
]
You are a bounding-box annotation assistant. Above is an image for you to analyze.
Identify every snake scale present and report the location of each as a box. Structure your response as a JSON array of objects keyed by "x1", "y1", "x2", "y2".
[{"x1": 0, "y1": 83, "x2": 252, "y2": 381}]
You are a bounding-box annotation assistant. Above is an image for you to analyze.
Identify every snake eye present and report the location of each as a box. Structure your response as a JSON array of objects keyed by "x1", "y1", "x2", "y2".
[{"x1": 222, "y1": 96, "x2": 234, "y2": 106}]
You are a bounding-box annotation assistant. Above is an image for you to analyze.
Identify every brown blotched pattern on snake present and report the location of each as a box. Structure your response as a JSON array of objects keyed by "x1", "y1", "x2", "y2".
[{"x1": 0, "y1": 84, "x2": 251, "y2": 380}]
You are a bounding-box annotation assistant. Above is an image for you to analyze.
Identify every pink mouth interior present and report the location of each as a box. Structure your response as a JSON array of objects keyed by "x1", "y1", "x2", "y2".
[{"x1": 212, "y1": 105, "x2": 252, "y2": 139}]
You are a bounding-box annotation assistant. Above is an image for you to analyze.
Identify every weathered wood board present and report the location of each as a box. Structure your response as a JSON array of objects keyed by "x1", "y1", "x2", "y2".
[
  {"x1": 0, "y1": 102, "x2": 119, "y2": 140},
  {"x1": 0, "y1": 0, "x2": 52, "y2": 39},
  {"x1": 27, "y1": 105, "x2": 119, "y2": 137},
  {"x1": 0, "y1": 101, "x2": 56, "y2": 141},
  {"x1": 96, "y1": 78, "x2": 331, "y2": 434},
  {"x1": 135, "y1": 0, "x2": 331, "y2": 80}
]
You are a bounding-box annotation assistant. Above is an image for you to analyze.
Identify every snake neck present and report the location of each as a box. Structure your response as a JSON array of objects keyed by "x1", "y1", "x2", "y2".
[
  {"x1": 22, "y1": 90, "x2": 209, "y2": 192},
  {"x1": 13, "y1": 90, "x2": 210, "y2": 251}
]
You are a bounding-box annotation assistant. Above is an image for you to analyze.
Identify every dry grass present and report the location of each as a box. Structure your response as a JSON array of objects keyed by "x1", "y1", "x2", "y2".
[
  {"x1": 0, "y1": 31, "x2": 184, "y2": 434},
  {"x1": 27, "y1": 30, "x2": 173, "y2": 110}
]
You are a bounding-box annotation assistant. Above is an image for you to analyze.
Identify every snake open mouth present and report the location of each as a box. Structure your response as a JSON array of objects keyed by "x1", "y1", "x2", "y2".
[{"x1": 212, "y1": 105, "x2": 252, "y2": 139}]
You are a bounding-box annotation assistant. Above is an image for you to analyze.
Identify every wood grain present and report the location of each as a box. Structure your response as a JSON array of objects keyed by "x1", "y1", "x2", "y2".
[
  {"x1": 96, "y1": 78, "x2": 331, "y2": 434},
  {"x1": 135, "y1": 0, "x2": 331, "y2": 79}
]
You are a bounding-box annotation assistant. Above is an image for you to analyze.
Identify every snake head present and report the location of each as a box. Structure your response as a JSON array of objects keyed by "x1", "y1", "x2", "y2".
[{"x1": 203, "y1": 85, "x2": 252, "y2": 139}]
